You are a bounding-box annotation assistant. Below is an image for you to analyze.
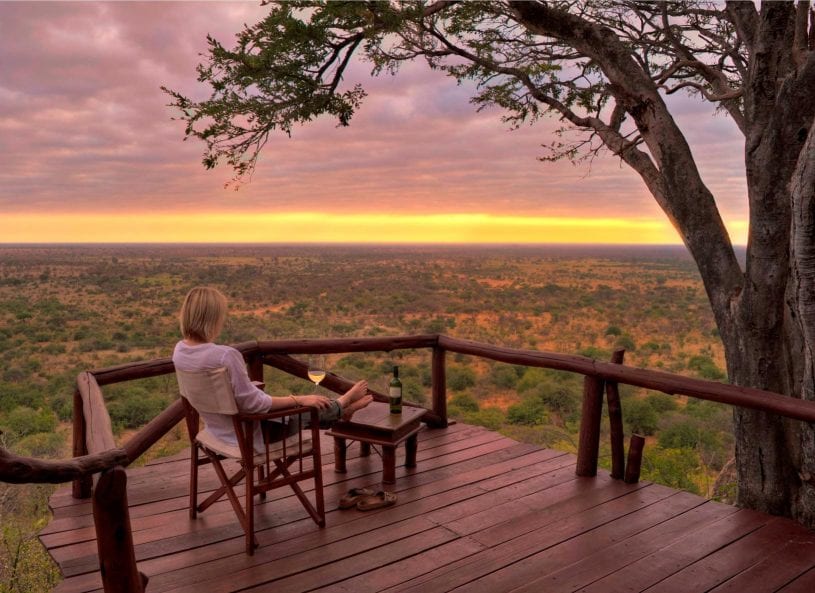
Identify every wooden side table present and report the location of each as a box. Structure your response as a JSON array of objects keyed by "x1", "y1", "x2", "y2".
[{"x1": 326, "y1": 402, "x2": 427, "y2": 485}]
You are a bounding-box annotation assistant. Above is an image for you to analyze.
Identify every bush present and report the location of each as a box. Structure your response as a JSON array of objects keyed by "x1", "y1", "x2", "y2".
[
  {"x1": 107, "y1": 395, "x2": 168, "y2": 429},
  {"x1": 623, "y1": 398, "x2": 659, "y2": 435},
  {"x1": 449, "y1": 393, "x2": 479, "y2": 414},
  {"x1": 646, "y1": 392, "x2": 678, "y2": 413},
  {"x1": 614, "y1": 334, "x2": 636, "y2": 351},
  {"x1": 14, "y1": 431, "x2": 65, "y2": 458},
  {"x1": 605, "y1": 325, "x2": 622, "y2": 336},
  {"x1": 403, "y1": 381, "x2": 426, "y2": 404},
  {"x1": 642, "y1": 447, "x2": 702, "y2": 494},
  {"x1": 463, "y1": 407, "x2": 505, "y2": 431},
  {"x1": 538, "y1": 383, "x2": 581, "y2": 420},
  {"x1": 507, "y1": 397, "x2": 549, "y2": 425},
  {"x1": 687, "y1": 355, "x2": 726, "y2": 381},
  {"x1": 1, "y1": 407, "x2": 57, "y2": 439},
  {"x1": 579, "y1": 346, "x2": 610, "y2": 359},
  {"x1": 447, "y1": 366, "x2": 477, "y2": 391},
  {"x1": 489, "y1": 365, "x2": 522, "y2": 389}
]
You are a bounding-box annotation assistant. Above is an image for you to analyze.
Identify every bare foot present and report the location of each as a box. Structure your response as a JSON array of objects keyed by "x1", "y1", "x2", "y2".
[
  {"x1": 338, "y1": 380, "x2": 368, "y2": 408},
  {"x1": 342, "y1": 394, "x2": 373, "y2": 420}
]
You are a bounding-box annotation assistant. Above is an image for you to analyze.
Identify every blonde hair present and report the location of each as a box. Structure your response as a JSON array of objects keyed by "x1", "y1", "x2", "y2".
[{"x1": 179, "y1": 286, "x2": 228, "y2": 343}]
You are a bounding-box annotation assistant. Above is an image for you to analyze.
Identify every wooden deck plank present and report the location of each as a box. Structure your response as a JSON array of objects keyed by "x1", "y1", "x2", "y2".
[
  {"x1": 42, "y1": 422, "x2": 815, "y2": 593},
  {"x1": 706, "y1": 535, "x2": 815, "y2": 593},
  {"x1": 47, "y1": 424, "x2": 484, "y2": 515},
  {"x1": 52, "y1": 437, "x2": 526, "y2": 576},
  {"x1": 641, "y1": 518, "x2": 812, "y2": 593},
  {"x1": 42, "y1": 427, "x2": 502, "y2": 546},
  {"x1": 49, "y1": 429, "x2": 489, "y2": 531},
  {"x1": 312, "y1": 537, "x2": 488, "y2": 593},
  {"x1": 53, "y1": 435, "x2": 545, "y2": 582},
  {"x1": 577, "y1": 508, "x2": 773, "y2": 593},
  {"x1": 776, "y1": 566, "x2": 815, "y2": 592},
  {"x1": 121, "y1": 447, "x2": 566, "y2": 593},
  {"x1": 391, "y1": 485, "x2": 687, "y2": 593},
  {"x1": 45, "y1": 429, "x2": 472, "y2": 531},
  {"x1": 46, "y1": 424, "x2": 478, "y2": 515},
  {"x1": 505, "y1": 500, "x2": 739, "y2": 593}
]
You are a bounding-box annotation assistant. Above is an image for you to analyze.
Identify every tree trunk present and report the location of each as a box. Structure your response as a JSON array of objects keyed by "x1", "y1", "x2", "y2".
[
  {"x1": 789, "y1": 117, "x2": 815, "y2": 524},
  {"x1": 726, "y1": 117, "x2": 815, "y2": 526}
]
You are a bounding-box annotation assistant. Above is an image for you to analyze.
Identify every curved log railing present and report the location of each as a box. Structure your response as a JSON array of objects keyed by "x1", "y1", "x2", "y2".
[{"x1": 4, "y1": 333, "x2": 815, "y2": 593}]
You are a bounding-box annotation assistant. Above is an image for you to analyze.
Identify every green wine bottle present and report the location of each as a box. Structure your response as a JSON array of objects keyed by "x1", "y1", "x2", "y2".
[{"x1": 389, "y1": 366, "x2": 402, "y2": 414}]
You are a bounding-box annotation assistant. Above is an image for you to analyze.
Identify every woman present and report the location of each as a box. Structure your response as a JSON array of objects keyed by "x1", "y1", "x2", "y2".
[{"x1": 172, "y1": 286, "x2": 372, "y2": 451}]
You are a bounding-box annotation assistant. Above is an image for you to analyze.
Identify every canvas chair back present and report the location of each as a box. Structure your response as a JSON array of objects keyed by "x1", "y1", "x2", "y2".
[{"x1": 176, "y1": 367, "x2": 239, "y2": 415}]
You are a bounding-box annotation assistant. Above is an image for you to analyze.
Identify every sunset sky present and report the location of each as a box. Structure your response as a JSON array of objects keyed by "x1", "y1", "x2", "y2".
[{"x1": 0, "y1": 1, "x2": 749, "y2": 245}]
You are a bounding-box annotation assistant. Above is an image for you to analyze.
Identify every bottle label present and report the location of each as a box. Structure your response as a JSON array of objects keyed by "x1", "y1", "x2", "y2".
[{"x1": 389, "y1": 386, "x2": 402, "y2": 414}]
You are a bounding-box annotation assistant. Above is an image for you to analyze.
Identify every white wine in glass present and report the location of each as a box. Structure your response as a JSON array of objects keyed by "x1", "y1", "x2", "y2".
[{"x1": 308, "y1": 355, "x2": 326, "y2": 386}]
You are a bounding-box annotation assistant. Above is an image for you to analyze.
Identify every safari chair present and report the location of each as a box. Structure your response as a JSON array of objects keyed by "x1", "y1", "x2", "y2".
[{"x1": 176, "y1": 366, "x2": 325, "y2": 555}]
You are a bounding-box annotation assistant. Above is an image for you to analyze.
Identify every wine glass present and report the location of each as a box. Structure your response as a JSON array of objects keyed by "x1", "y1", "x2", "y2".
[{"x1": 307, "y1": 355, "x2": 326, "y2": 389}]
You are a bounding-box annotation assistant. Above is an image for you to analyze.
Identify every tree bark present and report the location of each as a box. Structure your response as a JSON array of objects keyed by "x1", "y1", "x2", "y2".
[
  {"x1": 727, "y1": 5, "x2": 815, "y2": 524},
  {"x1": 789, "y1": 118, "x2": 815, "y2": 524}
]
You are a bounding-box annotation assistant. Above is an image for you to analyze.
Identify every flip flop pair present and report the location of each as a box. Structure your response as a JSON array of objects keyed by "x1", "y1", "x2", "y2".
[
  {"x1": 357, "y1": 490, "x2": 397, "y2": 511},
  {"x1": 338, "y1": 487, "x2": 375, "y2": 509},
  {"x1": 338, "y1": 488, "x2": 397, "y2": 510}
]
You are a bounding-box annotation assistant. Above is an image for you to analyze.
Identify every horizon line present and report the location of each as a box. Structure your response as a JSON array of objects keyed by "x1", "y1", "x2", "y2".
[{"x1": 0, "y1": 241, "x2": 747, "y2": 248}]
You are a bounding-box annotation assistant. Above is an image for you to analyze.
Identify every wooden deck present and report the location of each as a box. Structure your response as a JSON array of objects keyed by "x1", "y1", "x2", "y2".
[{"x1": 41, "y1": 422, "x2": 815, "y2": 593}]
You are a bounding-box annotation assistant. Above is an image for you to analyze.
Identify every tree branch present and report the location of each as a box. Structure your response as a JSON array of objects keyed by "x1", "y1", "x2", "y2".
[{"x1": 662, "y1": 80, "x2": 743, "y2": 102}]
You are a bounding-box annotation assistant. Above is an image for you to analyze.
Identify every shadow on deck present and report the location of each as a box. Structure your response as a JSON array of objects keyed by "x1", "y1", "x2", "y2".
[{"x1": 41, "y1": 422, "x2": 815, "y2": 593}]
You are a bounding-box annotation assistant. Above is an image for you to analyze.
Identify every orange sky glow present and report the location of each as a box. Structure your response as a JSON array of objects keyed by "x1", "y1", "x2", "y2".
[{"x1": 0, "y1": 212, "x2": 748, "y2": 245}]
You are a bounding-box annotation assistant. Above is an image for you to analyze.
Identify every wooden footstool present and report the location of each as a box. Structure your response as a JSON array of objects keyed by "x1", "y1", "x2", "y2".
[{"x1": 326, "y1": 402, "x2": 427, "y2": 485}]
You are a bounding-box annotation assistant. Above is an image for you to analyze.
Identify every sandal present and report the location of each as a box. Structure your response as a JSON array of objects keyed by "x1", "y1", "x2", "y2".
[
  {"x1": 356, "y1": 491, "x2": 397, "y2": 511},
  {"x1": 338, "y1": 487, "x2": 376, "y2": 509}
]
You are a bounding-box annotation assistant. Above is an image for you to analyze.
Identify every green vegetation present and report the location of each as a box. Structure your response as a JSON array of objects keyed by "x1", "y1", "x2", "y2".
[{"x1": 0, "y1": 244, "x2": 734, "y2": 590}]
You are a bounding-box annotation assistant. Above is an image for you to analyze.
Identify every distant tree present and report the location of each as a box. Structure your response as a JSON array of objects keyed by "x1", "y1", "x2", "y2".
[{"x1": 166, "y1": 1, "x2": 815, "y2": 526}]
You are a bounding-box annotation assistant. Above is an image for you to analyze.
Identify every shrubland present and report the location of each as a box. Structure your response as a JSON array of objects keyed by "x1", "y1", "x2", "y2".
[{"x1": 0, "y1": 244, "x2": 732, "y2": 590}]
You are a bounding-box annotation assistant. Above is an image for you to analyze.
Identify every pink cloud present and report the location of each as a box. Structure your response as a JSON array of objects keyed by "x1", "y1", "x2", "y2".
[{"x1": 0, "y1": 2, "x2": 746, "y2": 229}]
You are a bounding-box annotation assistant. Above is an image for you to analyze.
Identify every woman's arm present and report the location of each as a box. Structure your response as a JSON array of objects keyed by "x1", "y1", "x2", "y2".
[{"x1": 222, "y1": 348, "x2": 330, "y2": 412}]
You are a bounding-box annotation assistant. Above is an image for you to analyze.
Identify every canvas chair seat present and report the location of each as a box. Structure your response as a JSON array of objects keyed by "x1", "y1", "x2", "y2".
[
  {"x1": 176, "y1": 365, "x2": 325, "y2": 556},
  {"x1": 195, "y1": 427, "x2": 313, "y2": 463}
]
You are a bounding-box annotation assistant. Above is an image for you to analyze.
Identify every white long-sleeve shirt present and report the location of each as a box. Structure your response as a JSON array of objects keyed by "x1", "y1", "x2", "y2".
[{"x1": 172, "y1": 340, "x2": 271, "y2": 449}]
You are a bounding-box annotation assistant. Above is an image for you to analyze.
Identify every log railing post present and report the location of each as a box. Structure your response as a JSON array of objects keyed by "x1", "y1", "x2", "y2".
[
  {"x1": 246, "y1": 351, "x2": 264, "y2": 384},
  {"x1": 93, "y1": 466, "x2": 147, "y2": 593},
  {"x1": 431, "y1": 346, "x2": 448, "y2": 428},
  {"x1": 606, "y1": 349, "x2": 626, "y2": 479},
  {"x1": 625, "y1": 434, "x2": 646, "y2": 484},
  {"x1": 576, "y1": 374, "x2": 605, "y2": 477},
  {"x1": 72, "y1": 387, "x2": 92, "y2": 499}
]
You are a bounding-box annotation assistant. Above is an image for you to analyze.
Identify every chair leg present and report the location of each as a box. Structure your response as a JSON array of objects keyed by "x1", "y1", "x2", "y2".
[
  {"x1": 312, "y1": 447, "x2": 326, "y2": 527},
  {"x1": 198, "y1": 466, "x2": 245, "y2": 513},
  {"x1": 257, "y1": 465, "x2": 267, "y2": 500},
  {"x1": 189, "y1": 445, "x2": 199, "y2": 519},
  {"x1": 206, "y1": 452, "x2": 248, "y2": 534},
  {"x1": 274, "y1": 459, "x2": 324, "y2": 528},
  {"x1": 246, "y1": 462, "x2": 255, "y2": 556}
]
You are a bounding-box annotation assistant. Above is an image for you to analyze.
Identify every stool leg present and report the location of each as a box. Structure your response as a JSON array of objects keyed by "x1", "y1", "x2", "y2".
[
  {"x1": 382, "y1": 446, "x2": 396, "y2": 484},
  {"x1": 360, "y1": 442, "x2": 372, "y2": 457},
  {"x1": 334, "y1": 437, "x2": 347, "y2": 473},
  {"x1": 405, "y1": 434, "x2": 418, "y2": 468}
]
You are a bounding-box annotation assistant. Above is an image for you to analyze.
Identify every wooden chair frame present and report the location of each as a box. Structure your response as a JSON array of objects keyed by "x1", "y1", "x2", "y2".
[{"x1": 179, "y1": 377, "x2": 325, "y2": 555}]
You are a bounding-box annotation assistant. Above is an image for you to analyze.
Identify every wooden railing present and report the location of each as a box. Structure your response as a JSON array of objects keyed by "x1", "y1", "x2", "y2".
[{"x1": 4, "y1": 333, "x2": 815, "y2": 593}]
